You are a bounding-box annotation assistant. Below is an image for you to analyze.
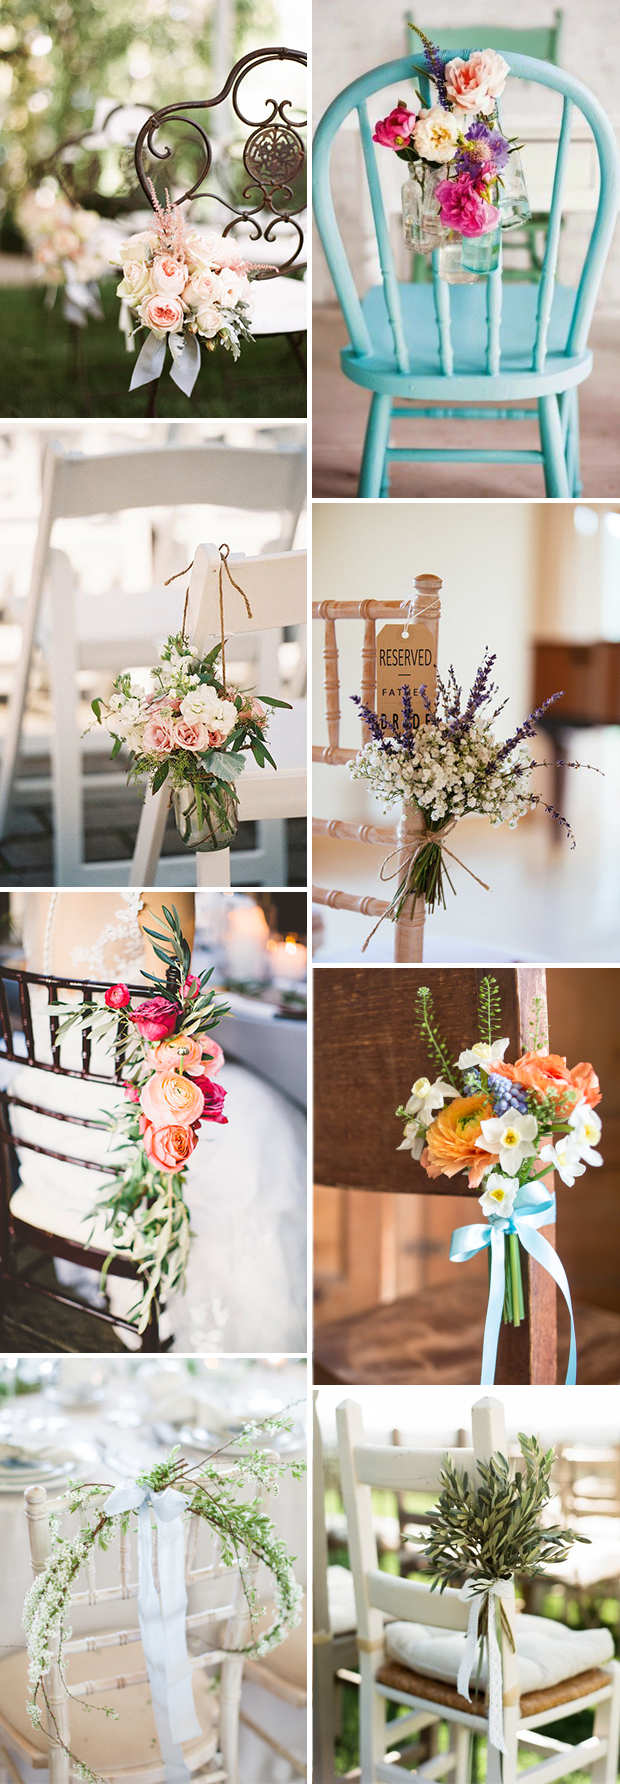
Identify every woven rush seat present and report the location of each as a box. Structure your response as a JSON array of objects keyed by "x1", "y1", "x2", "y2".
[{"x1": 376, "y1": 1659, "x2": 613, "y2": 1721}]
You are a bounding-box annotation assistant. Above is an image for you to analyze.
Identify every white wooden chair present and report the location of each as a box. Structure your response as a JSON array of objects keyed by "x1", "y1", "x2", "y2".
[
  {"x1": 336, "y1": 1394, "x2": 620, "y2": 1784},
  {"x1": 129, "y1": 543, "x2": 307, "y2": 889},
  {"x1": 0, "y1": 1474, "x2": 262, "y2": 1782},
  {"x1": 313, "y1": 1392, "x2": 359, "y2": 1784},
  {"x1": 240, "y1": 1599, "x2": 307, "y2": 1777},
  {"x1": 312, "y1": 575, "x2": 441, "y2": 962},
  {"x1": 0, "y1": 438, "x2": 306, "y2": 884}
]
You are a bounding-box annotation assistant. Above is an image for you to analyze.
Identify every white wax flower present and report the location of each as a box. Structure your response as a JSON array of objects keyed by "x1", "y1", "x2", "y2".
[
  {"x1": 458, "y1": 1038, "x2": 510, "y2": 1071},
  {"x1": 479, "y1": 1173, "x2": 518, "y2": 1219},
  {"x1": 476, "y1": 1108, "x2": 538, "y2": 1176},
  {"x1": 567, "y1": 1100, "x2": 603, "y2": 1166},
  {"x1": 539, "y1": 1136, "x2": 587, "y2": 1187}
]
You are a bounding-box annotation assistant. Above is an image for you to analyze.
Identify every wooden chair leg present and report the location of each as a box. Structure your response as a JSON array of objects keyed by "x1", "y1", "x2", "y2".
[
  {"x1": 538, "y1": 394, "x2": 570, "y2": 497},
  {"x1": 360, "y1": 1655, "x2": 385, "y2": 1783},
  {"x1": 450, "y1": 1722, "x2": 471, "y2": 1784},
  {"x1": 219, "y1": 1655, "x2": 244, "y2": 1784},
  {"x1": 313, "y1": 1642, "x2": 337, "y2": 1784},
  {"x1": 358, "y1": 395, "x2": 392, "y2": 498}
]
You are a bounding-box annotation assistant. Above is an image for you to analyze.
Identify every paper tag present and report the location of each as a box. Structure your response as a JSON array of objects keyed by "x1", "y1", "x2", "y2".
[{"x1": 375, "y1": 623, "x2": 437, "y2": 736}]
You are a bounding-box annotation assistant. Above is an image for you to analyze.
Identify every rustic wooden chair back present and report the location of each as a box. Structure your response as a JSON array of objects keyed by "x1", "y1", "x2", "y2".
[
  {"x1": 129, "y1": 542, "x2": 307, "y2": 890},
  {"x1": 21, "y1": 1471, "x2": 259, "y2": 1783},
  {"x1": 312, "y1": 575, "x2": 441, "y2": 962},
  {"x1": 336, "y1": 1394, "x2": 620, "y2": 1784},
  {"x1": 313, "y1": 965, "x2": 557, "y2": 1384},
  {"x1": 0, "y1": 964, "x2": 164, "y2": 1350}
]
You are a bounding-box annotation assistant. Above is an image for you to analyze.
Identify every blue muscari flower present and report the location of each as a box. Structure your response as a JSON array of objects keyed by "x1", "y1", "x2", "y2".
[{"x1": 488, "y1": 1071, "x2": 529, "y2": 1116}]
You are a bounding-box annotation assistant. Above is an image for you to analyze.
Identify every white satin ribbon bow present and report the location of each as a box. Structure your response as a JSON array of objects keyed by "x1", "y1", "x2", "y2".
[
  {"x1": 457, "y1": 1578, "x2": 514, "y2": 1754},
  {"x1": 104, "y1": 1480, "x2": 201, "y2": 1783}
]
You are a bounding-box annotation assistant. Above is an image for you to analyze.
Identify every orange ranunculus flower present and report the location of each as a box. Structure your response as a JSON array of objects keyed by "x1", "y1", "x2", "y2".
[
  {"x1": 142, "y1": 1118, "x2": 198, "y2": 1174},
  {"x1": 140, "y1": 1070, "x2": 204, "y2": 1129},
  {"x1": 145, "y1": 1033, "x2": 204, "y2": 1076},
  {"x1": 491, "y1": 1052, "x2": 601, "y2": 1109},
  {"x1": 422, "y1": 1094, "x2": 498, "y2": 1188}
]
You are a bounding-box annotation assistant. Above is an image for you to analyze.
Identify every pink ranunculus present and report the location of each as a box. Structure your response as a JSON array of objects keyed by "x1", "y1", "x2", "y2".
[
  {"x1": 105, "y1": 983, "x2": 130, "y2": 1009},
  {"x1": 130, "y1": 997, "x2": 179, "y2": 1042},
  {"x1": 142, "y1": 1117, "x2": 198, "y2": 1173},
  {"x1": 140, "y1": 292, "x2": 185, "y2": 334},
  {"x1": 436, "y1": 174, "x2": 500, "y2": 237},
  {"x1": 444, "y1": 51, "x2": 505, "y2": 115},
  {"x1": 145, "y1": 1033, "x2": 205, "y2": 1076},
  {"x1": 124, "y1": 1082, "x2": 141, "y2": 1102},
  {"x1": 173, "y1": 716, "x2": 211, "y2": 752},
  {"x1": 373, "y1": 102, "x2": 420, "y2": 149},
  {"x1": 151, "y1": 254, "x2": 188, "y2": 296},
  {"x1": 195, "y1": 1037, "x2": 225, "y2": 1079},
  {"x1": 142, "y1": 713, "x2": 175, "y2": 755},
  {"x1": 140, "y1": 1070, "x2": 204, "y2": 1129},
  {"x1": 183, "y1": 974, "x2": 200, "y2": 999},
  {"x1": 192, "y1": 1075, "x2": 228, "y2": 1124}
]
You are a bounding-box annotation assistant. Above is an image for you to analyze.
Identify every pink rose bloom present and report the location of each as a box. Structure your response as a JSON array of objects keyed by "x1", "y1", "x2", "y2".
[
  {"x1": 189, "y1": 269, "x2": 223, "y2": 304},
  {"x1": 444, "y1": 52, "x2": 501, "y2": 115},
  {"x1": 199, "y1": 1037, "x2": 225, "y2": 1079},
  {"x1": 196, "y1": 234, "x2": 248, "y2": 273},
  {"x1": 142, "y1": 1117, "x2": 198, "y2": 1173},
  {"x1": 152, "y1": 254, "x2": 188, "y2": 296},
  {"x1": 173, "y1": 716, "x2": 210, "y2": 752},
  {"x1": 373, "y1": 102, "x2": 420, "y2": 149},
  {"x1": 470, "y1": 48, "x2": 509, "y2": 100},
  {"x1": 207, "y1": 723, "x2": 233, "y2": 747},
  {"x1": 141, "y1": 1070, "x2": 204, "y2": 1129},
  {"x1": 192, "y1": 1076, "x2": 228, "y2": 1125},
  {"x1": 436, "y1": 174, "x2": 500, "y2": 237},
  {"x1": 145, "y1": 1033, "x2": 205, "y2": 1076},
  {"x1": 142, "y1": 713, "x2": 175, "y2": 755},
  {"x1": 130, "y1": 996, "x2": 179, "y2": 1042},
  {"x1": 183, "y1": 974, "x2": 200, "y2": 999},
  {"x1": 105, "y1": 983, "x2": 130, "y2": 1010},
  {"x1": 124, "y1": 1082, "x2": 141, "y2": 1102},
  {"x1": 147, "y1": 695, "x2": 182, "y2": 714},
  {"x1": 140, "y1": 293, "x2": 185, "y2": 334}
]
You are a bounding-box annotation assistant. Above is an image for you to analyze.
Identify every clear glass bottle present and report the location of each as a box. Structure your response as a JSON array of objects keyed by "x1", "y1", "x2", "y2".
[
  {"x1": 437, "y1": 235, "x2": 478, "y2": 284},
  {"x1": 461, "y1": 224, "x2": 502, "y2": 276},
  {"x1": 173, "y1": 777, "x2": 239, "y2": 852},
  {"x1": 498, "y1": 149, "x2": 531, "y2": 229},
  {"x1": 402, "y1": 163, "x2": 444, "y2": 253}
]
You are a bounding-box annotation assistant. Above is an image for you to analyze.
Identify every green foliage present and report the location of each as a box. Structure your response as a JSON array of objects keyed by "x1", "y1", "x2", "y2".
[
  {"x1": 477, "y1": 974, "x2": 502, "y2": 1046},
  {"x1": 529, "y1": 993, "x2": 549, "y2": 1053},
  {"x1": 414, "y1": 985, "x2": 458, "y2": 1088}
]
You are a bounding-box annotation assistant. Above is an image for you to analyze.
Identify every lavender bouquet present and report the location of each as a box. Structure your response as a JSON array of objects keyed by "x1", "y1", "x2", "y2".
[{"x1": 350, "y1": 650, "x2": 591, "y2": 925}]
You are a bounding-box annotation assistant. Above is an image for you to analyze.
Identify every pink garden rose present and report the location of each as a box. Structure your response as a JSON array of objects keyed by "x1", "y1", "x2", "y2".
[
  {"x1": 373, "y1": 101, "x2": 420, "y2": 149},
  {"x1": 105, "y1": 983, "x2": 130, "y2": 1010},
  {"x1": 130, "y1": 996, "x2": 179, "y2": 1042},
  {"x1": 141, "y1": 1117, "x2": 198, "y2": 1173},
  {"x1": 436, "y1": 174, "x2": 500, "y2": 236},
  {"x1": 173, "y1": 716, "x2": 210, "y2": 752},
  {"x1": 239, "y1": 695, "x2": 267, "y2": 727},
  {"x1": 140, "y1": 1070, "x2": 204, "y2": 1128},
  {"x1": 140, "y1": 292, "x2": 185, "y2": 334},
  {"x1": 124, "y1": 1082, "x2": 141, "y2": 1102},
  {"x1": 444, "y1": 50, "x2": 508, "y2": 114},
  {"x1": 151, "y1": 254, "x2": 188, "y2": 296},
  {"x1": 145, "y1": 1033, "x2": 205, "y2": 1076},
  {"x1": 199, "y1": 1037, "x2": 225, "y2": 1079},
  {"x1": 142, "y1": 713, "x2": 175, "y2": 755},
  {"x1": 191, "y1": 1075, "x2": 228, "y2": 1124}
]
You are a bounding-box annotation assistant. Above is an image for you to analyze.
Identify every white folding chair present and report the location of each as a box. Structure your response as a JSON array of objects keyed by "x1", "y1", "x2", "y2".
[
  {"x1": 313, "y1": 1392, "x2": 359, "y2": 1784},
  {"x1": 0, "y1": 1474, "x2": 261, "y2": 1783},
  {"x1": 336, "y1": 1394, "x2": 620, "y2": 1784},
  {"x1": 129, "y1": 543, "x2": 307, "y2": 889},
  {"x1": 0, "y1": 437, "x2": 306, "y2": 883}
]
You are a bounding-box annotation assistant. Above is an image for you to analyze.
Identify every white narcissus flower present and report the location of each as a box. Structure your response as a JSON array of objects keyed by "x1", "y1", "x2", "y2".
[
  {"x1": 479, "y1": 1173, "x2": 518, "y2": 1220},
  {"x1": 567, "y1": 1099, "x2": 603, "y2": 1166},
  {"x1": 457, "y1": 1038, "x2": 510, "y2": 1071},
  {"x1": 476, "y1": 1108, "x2": 538, "y2": 1176},
  {"x1": 404, "y1": 1075, "x2": 459, "y2": 1124},
  {"x1": 539, "y1": 1136, "x2": 587, "y2": 1187},
  {"x1": 397, "y1": 1120, "x2": 425, "y2": 1161}
]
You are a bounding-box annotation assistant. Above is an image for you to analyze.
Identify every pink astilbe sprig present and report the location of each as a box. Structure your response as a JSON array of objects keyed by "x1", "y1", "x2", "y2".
[{"x1": 147, "y1": 178, "x2": 190, "y2": 257}]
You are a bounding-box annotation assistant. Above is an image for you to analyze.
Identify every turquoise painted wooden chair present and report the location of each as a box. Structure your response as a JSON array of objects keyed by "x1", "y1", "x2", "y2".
[{"x1": 313, "y1": 52, "x2": 620, "y2": 498}]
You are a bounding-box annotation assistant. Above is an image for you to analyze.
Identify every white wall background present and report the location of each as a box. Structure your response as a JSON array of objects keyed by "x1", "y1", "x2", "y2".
[{"x1": 312, "y1": 0, "x2": 620, "y2": 314}]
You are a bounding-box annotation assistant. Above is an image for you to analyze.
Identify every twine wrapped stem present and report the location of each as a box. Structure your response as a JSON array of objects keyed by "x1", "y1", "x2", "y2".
[{"x1": 363, "y1": 808, "x2": 490, "y2": 956}]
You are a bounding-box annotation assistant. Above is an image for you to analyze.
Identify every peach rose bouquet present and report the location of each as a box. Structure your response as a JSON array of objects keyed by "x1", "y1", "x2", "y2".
[
  {"x1": 47, "y1": 904, "x2": 229, "y2": 1333},
  {"x1": 92, "y1": 621, "x2": 289, "y2": 855},
  {"x1": 19, "y1": 190, "x2": 113, "y2": 323},
  {"x1": 115, "y1": 187, "x2": 255, "y2": 396},
  {"x1": 395, "y1": 977, "x2": 600, "y2": 1383}
]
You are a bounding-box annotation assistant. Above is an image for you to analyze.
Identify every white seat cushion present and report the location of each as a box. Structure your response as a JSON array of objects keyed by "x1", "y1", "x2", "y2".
[
  {"x1": 250, "y1": 274, "x2": 307, "y2": 336},
  {"x1": 327, "y1": 1564, "x2": 357, "y2": 1636},
  {"x1": 386, "y1": 1613, "x2": 614, "y2": 1696}
]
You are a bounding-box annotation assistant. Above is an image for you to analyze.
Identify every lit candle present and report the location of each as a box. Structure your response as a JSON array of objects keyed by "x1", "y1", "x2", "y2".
[
  {"x1": 225, "y1": 902, "x2": 269, "y2": 982},
  {"x1": 268, "y1": 935, "x2": 308, "y2": 984}
]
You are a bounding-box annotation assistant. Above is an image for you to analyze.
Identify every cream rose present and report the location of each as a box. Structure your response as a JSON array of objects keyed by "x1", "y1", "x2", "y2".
[
  {"x1": 218, "y1": 268, "x2": 252, "y2": 308},
  {"x1": 413, "y1": 106, "x2": 460, "y2": 162},
  {"x1": 120, "y1": 229, "x2": 158, "y2": 265},
  {"x1": 151, "y1": 254, "x2": 188, "y2": 297},
  {"x1": 186, "y1": 268, "x2": 224, "y2": 306},
  {"x1": 117, "y1": 259, "x2": 152, "y2": 304},
  {"x1": 139, "y1": 292, "x2": 185, "y2": 335},
  {"x1": 194, "y1": 304, "x2": 221, "y2": 338}
]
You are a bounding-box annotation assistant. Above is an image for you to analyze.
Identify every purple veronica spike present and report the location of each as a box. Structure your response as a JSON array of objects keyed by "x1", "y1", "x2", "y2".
[
  {"x1": 409, "y1": 23, "x2": 449, "y2": 107},
  {"x1": 491, "y1": 690, "x2": 564, "y2": 764}
]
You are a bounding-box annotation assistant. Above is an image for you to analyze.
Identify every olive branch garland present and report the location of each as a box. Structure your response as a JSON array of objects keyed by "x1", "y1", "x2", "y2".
[
  {"x1": 422, "y1": 1435, "x2": 589, "y2": 1667},
  {"x1": 23, "y1": 1410, "x2": 306, "y2": 1784}
]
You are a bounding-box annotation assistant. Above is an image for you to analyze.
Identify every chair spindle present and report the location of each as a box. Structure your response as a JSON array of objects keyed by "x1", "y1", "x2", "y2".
[
  {"x1": 357, "y1": 101, "x2": 410, "y2": 374},
  {"x1": 323, "y1": 617, "x2": 341, "y2": 749},
  {"x1": 535, "y1": 95, "x2": 574, "y2": 371}
]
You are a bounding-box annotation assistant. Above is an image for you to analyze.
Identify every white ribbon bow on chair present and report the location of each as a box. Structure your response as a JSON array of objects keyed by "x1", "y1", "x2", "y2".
[
  {"x1": 104, "y1": 1480, "x2": 202, "y2": 1784},
  {"x1": 457, "y1": 1578, "x2": 514, "y2": 1754}
]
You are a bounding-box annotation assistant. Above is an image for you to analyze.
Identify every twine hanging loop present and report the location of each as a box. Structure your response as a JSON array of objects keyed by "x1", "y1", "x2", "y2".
[{"x1": 164, "y1": 544, "x2": 253, "y2": 689}]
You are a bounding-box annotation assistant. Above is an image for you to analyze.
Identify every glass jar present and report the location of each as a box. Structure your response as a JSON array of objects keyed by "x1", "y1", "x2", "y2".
[
  {"x1": 402, "y1": 163, "x2": 445, "y2": 253},
  {"x1": 498, "y1": 149, "x2": 531, "y2": 229},
  {"x1": 461, "y1": 224, "x2": 502, "y2": 276},
  {"x1": 437, "y1": 235, "x2": 478, "y2": 284},
  {"x1": 173, "y1": 777, "x2": 239, "y2": 852}
]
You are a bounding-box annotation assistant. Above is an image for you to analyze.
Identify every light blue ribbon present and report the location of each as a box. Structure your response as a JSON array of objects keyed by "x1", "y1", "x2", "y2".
[
  {"x1": 450, "y1": 1186, "x2": 577, "y2": 1386},
  {"x1": 104, "y1": 1480, "x2": 201, "y2": 1782}
]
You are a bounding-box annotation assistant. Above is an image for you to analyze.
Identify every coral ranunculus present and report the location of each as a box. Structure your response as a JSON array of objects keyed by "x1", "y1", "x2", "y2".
[
  {"x1": 141, "y1": 1071, "x2": 204, "y2": 1129},
  {"x1": 199, "y1": 1037, "x2": 225, "y2": 1079},
  {"x1": 130, "y1": 997, "x2": 179, "y2": 1042},
  {"x1": 491, "y1": 1052, "x2": 601, "y2": 1109},
  {"x1": 142, "y1": 1118, "x2": 198, "y2": 1173},
  {"x1": 145, "y1": 1033, "x2": 205, "y2": 1076},
  {"x1": 422, "y1": 1093, "x2": 498, "y2": 1187}
]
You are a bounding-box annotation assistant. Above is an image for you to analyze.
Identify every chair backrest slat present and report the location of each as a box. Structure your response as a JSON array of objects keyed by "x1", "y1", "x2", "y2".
[
  {"x1": 360, "y1": 611, "x2": 377, "y2": 737},
  {"x1": 486, "y1": 264, "x2": 503, "y2": 375},
  {"x1": 368, "y1": 1569, "x2": 470, "y2": 1630},
  {"x1": 431, "y1": 256, "x2": 454, "y2": 377},
  {"x1": 535, "y1": 94, "x2": 573, "y2": 370},
  {"x1": 354, "y1": 1443, "x2": 475, "y2": 1490},
  {"x1": 357, "y1": 100, "x2": 410, "y2": 374}
]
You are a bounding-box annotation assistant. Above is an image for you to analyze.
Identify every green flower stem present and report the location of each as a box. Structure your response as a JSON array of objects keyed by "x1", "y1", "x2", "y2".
[
  {"x1": 509, "y1": 1232, "x2": 524, "y2": 1326},
  {"x1": 502, "y1": 1234, "x2": 513, "y2": 1323}
]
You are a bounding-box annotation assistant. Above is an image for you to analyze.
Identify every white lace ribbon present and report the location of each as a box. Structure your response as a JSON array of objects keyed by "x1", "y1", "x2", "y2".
[
  {"x1": 104, "y1": 1480, "x2": 201, "y2": 1782},
  {"x1": 457, "y1": 1579, "x2": 514, "y2": 1753}
]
